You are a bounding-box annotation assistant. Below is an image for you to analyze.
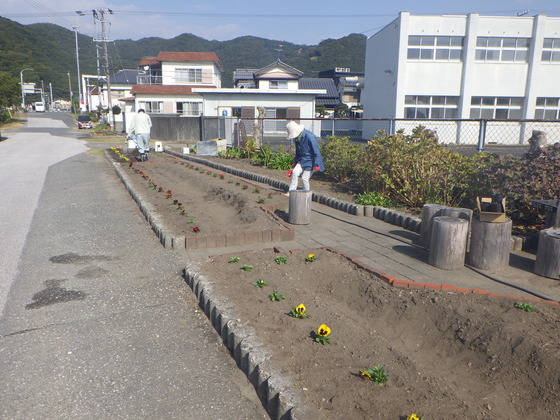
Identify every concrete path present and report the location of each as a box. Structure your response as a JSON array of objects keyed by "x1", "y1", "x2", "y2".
[{"x1": 0, "y1": 114, "x2": 266, "y2": 419}]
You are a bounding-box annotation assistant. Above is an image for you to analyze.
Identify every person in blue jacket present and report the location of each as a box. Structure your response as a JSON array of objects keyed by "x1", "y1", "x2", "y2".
[{"x1": 286, "y1": 121, "x2": 324, "y2": 191}]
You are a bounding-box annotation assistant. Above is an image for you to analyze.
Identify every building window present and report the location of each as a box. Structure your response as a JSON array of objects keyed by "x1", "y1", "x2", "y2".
[
  {"x1": 407, "y1": 36, "x2": 463, "y2": 61},
  {"x1": 269, "y1": 80, "x2": 288, "y2": 89},
  {"x1": 475, "y1": 37, "x2": 530, "y2": 62},
  {"x1": 175, "y1": 68, "x2": 202, "y2": 83},
  {"x1": 535, "y1": 97, "x2": 560, "y2": 120},
  {"x1": 542, "y1": 38, "x2": 560, "y2": 63},
  {"x1": 404, "y1": 96, "x2": 459, "y2": 119},
  {"x1": 139, "y1": 101, "x2": 162, "y2": 113},
  {"x1": 176, "y1": 101, "x2": 202, "y2": 116},
  {"x1": 264, "y1": 108, "x2": 288, "y2": 132},
  {"x1": 470, "y1": 97, "x2": 523, "y2": 119}
]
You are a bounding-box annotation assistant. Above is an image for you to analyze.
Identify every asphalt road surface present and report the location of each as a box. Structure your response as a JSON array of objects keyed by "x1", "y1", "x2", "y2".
[{"x1": 0, "y1": 113, "x2": 267, "y2": 419}]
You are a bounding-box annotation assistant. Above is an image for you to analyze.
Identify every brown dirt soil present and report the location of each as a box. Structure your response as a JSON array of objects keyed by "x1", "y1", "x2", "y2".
[
  {"x1": 199, "y1": 248, "x2": 560, "y2": 420},
  {"x1": 112, "y1": 151, "x2": 289, "y2": 237},
  {"x1": 110, "y1": 149, "x2": 560, "y2": 419},
  {"x1": 184, "y1": 153, "x2": 362, "y2": 204}
]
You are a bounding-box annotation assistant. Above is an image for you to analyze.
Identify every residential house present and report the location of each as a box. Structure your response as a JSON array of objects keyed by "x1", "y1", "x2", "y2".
[
  {"x1": 130, "y1": 51, "x2": 223, "y2": 114},
  {"x1": 195, "y1": 60, "x2": 326, "y2": 142},
  {"x1": 362, "y1": 12, "x2": 560, "y2": 143},
  {"x1": 319, "y1": 68, "x2": 364, "y2": 112}
]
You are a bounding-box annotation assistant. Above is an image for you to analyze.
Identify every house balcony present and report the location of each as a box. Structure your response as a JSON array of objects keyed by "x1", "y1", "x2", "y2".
[{"x1": 137, "y1": 75, "x2": 163, "y2": 85}]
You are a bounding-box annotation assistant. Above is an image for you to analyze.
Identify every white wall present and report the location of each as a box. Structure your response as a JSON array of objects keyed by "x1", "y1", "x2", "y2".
[{"x1": 363, "y1": 12, "x2": 560, "y2": 141}]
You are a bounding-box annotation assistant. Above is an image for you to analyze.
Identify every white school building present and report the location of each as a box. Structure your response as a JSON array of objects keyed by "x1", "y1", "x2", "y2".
[{"x1": 362, "y1": 12, "x2": 560, "y2": 145}]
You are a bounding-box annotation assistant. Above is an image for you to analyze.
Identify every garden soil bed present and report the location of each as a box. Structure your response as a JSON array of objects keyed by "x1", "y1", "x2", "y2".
[
  {"x1": 196, "y1": 248, "x2": 560, "y2": 420},
  {"x1": 110, "y1": 148, "x2": 559, "y2": 419},
  {"x1": 111, "y1": 151, "x2": 290, "y2": 239}
]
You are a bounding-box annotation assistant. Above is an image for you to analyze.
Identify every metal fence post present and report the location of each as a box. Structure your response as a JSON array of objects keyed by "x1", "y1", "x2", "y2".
[
  {"x1": 477, "y1": 119, "x2": 487, "y2": 152},
  {"x1": 389, "y1": 118, "x2": 394, "y2": 135},
  {"x1": 331, "y1": 118, "x2": 335, "y2": 137}
]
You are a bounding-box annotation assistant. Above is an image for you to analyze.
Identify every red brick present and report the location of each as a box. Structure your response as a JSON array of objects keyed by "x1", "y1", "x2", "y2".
[
  {"x1": 407, "y1": 281, "x2": 425, "y2": 289},
  {"x1": 185, "y1": 236, "x2": 197, "y2": 250},
  {"x1": 262, "y1": 230, "x2": 272, "y2": 244},
  {"x1": 423, "y1": 283, "x2": 442, "y2": 291},
  {"x1": 225, "y1": 233, "x2": 236, "y2": 247},
  {"x1": 271, "y1": 229, "x2": 282, "y2": 242},
  {"x1": 441, "y1": 284, "x2": 461, "y2": 292},
  {"x1": 196, "y1": 235, "x2": 207, "y2": 249},
  {"x1": 205, "y1": 235, "x2": 217, "y2": 248},
  {"x1": 244, "y1": 230, "x2": 261, "y2": 245},
  {"x1": 392, "y1": 279, "x2": 410, "y2": 289},
  {"x1": 471, "y1": 289, "x2": 490, "y2": 295},
  {"x1": 216, "y1": 235, "x2": 226, "y2": 248}
]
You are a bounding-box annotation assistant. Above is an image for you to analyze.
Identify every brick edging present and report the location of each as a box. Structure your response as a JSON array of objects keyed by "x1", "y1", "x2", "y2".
[{"x1": 106, "y1": 151, "x2": 295, "y2": 250}]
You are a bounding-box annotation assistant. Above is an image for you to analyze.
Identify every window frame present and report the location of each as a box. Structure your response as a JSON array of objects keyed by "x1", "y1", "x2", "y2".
[
  {"x1": 407, "y1": 35, "x2": 463, "y2": 62},
  {"x1": 404, "y1": 95, "x2": 459, "y2": 119}
]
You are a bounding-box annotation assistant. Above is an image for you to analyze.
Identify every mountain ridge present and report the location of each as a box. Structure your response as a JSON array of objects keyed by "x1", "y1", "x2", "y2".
[{"x1": 0, "y1": 17, "x2": 366, "y2": 99}]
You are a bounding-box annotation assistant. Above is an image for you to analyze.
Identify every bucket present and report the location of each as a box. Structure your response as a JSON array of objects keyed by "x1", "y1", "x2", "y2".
[
  {"x1": 154, "y1": 141, "x2": 163, "y2": 152},
  {"x1": 182, "y1": 147, "x2": 190, "y2": 154}
]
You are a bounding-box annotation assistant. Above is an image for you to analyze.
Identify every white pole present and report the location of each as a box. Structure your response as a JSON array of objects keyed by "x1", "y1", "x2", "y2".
[{"x1": 20, "y1": 68, "x2": 33, "y2": 108}]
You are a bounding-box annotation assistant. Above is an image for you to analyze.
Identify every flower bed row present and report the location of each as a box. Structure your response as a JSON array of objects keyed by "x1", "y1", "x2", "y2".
[{"x1": 107, "y1": 148, "x2": 294, "y2": 250}]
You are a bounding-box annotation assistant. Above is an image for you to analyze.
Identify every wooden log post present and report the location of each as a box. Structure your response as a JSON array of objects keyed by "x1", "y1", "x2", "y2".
[
  {"x1": 420, "y1": 204, "x2": 447, "y2": 246},
  {"x1": 468, "y1": 217, "x2": 512, "y2": 272},
  {"x1": 288, "y1": 190, "x2": 312, "y2": 225},
  {"x1": 534, "y1": 228, "x2": 560, "y2": 280},
  {"x1": 442, "y1": 207, "x2": 474, "y2": 250},
  {"x1": 429, "y1": 216, "x2": 469, "y2": 270}
]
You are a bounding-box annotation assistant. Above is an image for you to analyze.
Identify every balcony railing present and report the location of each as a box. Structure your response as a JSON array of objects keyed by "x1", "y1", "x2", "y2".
[{"x1": 137, "y1": 75, "x2": 163, "y2": 85}]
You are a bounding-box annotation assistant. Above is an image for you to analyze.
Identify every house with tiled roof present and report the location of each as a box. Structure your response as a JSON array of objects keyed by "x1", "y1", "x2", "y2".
[
  {"x1": 126, "y1": 51, "x2": 223, "y2": 115},
  {"x1": 196, "y1": 60, "x2": 325, "y2": 140}
]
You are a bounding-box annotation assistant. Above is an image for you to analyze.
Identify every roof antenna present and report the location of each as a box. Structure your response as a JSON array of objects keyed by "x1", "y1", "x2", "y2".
[{"x1": 517, "y1": 10, "x2": 530, "y2": 16}]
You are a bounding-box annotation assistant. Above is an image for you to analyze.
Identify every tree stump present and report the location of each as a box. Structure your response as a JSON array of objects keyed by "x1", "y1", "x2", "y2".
[
  {"x1": 534, "y1": 228, "x2": 560, "y2": 280},
  {"x1": 420, "y1": 204, "x2": 447, "y2": 246},
  {"x1": 429, "y1": 216, "x2": 469, "y2": 270},
  {"x1": 288, "y1": 190, "x2": 312, "y2": 225},
  {"x1": 468, "y1": 217, "x2": 512, "y2": 272}
]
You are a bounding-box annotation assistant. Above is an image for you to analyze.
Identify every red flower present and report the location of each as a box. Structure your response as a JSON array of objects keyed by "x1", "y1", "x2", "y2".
[
  {"x1": 219, "y1": 174, "x2": 225, "y2": 179},
  {"x1": 192, "y1": 226, "x2": 200, "y2": 233}
]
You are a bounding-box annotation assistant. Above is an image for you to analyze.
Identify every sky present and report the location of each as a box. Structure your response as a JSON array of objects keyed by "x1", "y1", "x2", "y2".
[{"x1": 2, "y1": 0, "x2": 559, "y2": 45}]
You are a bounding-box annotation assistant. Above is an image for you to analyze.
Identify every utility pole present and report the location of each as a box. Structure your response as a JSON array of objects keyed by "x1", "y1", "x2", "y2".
[
  {"x1": 49, "y1": 83, "x2": 53, "y2": 109},
  {"x1": 93, "y1": 8, "x2": 114, "y2": 122},
  {"x1": 73, "y1": 25, "x2": 83, "y2": 112},
  {"x1": 68, "y1": 72, "x2": 73, "y2": 112}
]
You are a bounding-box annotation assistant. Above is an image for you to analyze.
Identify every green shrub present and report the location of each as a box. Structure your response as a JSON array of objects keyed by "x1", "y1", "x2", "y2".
[
  {"x1": 218, "y1": 147, "x2": 245, "y2": 159},
  {"x1": 267, "y1": 151, "x2": 294, "y2": 170},
  {"x1": 319, "y1": 136, "x2": 363, "y2": 182},
  {"x1": 251, "y1": 144, "x2": 274, "y2": 167},
  {"x1": 355, "y1": 191, "x2": 393, "y2": 207},
  {"x1": 359, "y1": 127, "x2": 481, "y2": 208}
]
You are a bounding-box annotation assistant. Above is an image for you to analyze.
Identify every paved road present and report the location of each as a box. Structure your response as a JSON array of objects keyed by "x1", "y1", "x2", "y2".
[{"x1": 0, "y1": 113, "x2": 267, "y2": 419}]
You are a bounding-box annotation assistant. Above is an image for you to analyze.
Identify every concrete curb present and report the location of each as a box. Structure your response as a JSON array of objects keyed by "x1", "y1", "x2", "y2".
[{"x1": 183, "y1": 267, "x2": 305, "y2": 420}]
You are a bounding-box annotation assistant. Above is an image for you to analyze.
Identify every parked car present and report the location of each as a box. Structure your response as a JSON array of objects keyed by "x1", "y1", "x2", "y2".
[{"x1": 77, "y1": 115, "x2": 93, "y2": 129}]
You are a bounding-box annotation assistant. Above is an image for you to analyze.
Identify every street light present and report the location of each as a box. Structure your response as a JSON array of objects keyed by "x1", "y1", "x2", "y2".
[{"x1": 20, "y1": 68, "x2": 34, "y2": 108}]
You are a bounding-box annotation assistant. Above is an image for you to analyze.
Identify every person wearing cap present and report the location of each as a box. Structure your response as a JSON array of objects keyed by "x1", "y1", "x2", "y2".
[
  {"x1": 286, "y1": 120, "x2": 324, "y2": 191},
  {"x1": 128, "y1": 109, "x2": 152, "y2": 161}
]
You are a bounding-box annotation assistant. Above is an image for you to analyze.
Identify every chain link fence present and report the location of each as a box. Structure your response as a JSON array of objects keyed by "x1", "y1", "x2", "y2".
[{"x1": 198, "y1": 116, "x2": 560, "y2": 155}]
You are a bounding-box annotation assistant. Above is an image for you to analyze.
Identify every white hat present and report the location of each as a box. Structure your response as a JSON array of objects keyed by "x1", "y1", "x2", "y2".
[{"x1": 286, "y1": 121, "x2": 304, "y2": 139}]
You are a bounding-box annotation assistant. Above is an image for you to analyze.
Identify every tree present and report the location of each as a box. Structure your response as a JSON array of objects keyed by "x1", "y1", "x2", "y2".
[
  {"x1": 334, "y1": 103, "x2": 350, "y2": 118},
  {"x1": 0, "y1": 72, "x2": 21, "y2": 108}
]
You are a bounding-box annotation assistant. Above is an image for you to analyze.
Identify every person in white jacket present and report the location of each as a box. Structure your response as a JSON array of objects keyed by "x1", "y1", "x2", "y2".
[{"x1": 128, "y1": 109, "x2": 152, "y2": 160}]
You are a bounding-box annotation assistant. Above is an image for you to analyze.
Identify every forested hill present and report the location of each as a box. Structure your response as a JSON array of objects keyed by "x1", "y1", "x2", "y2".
[{"x1": 0, "y1": 16, "x2": 366, "y2": 98}]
